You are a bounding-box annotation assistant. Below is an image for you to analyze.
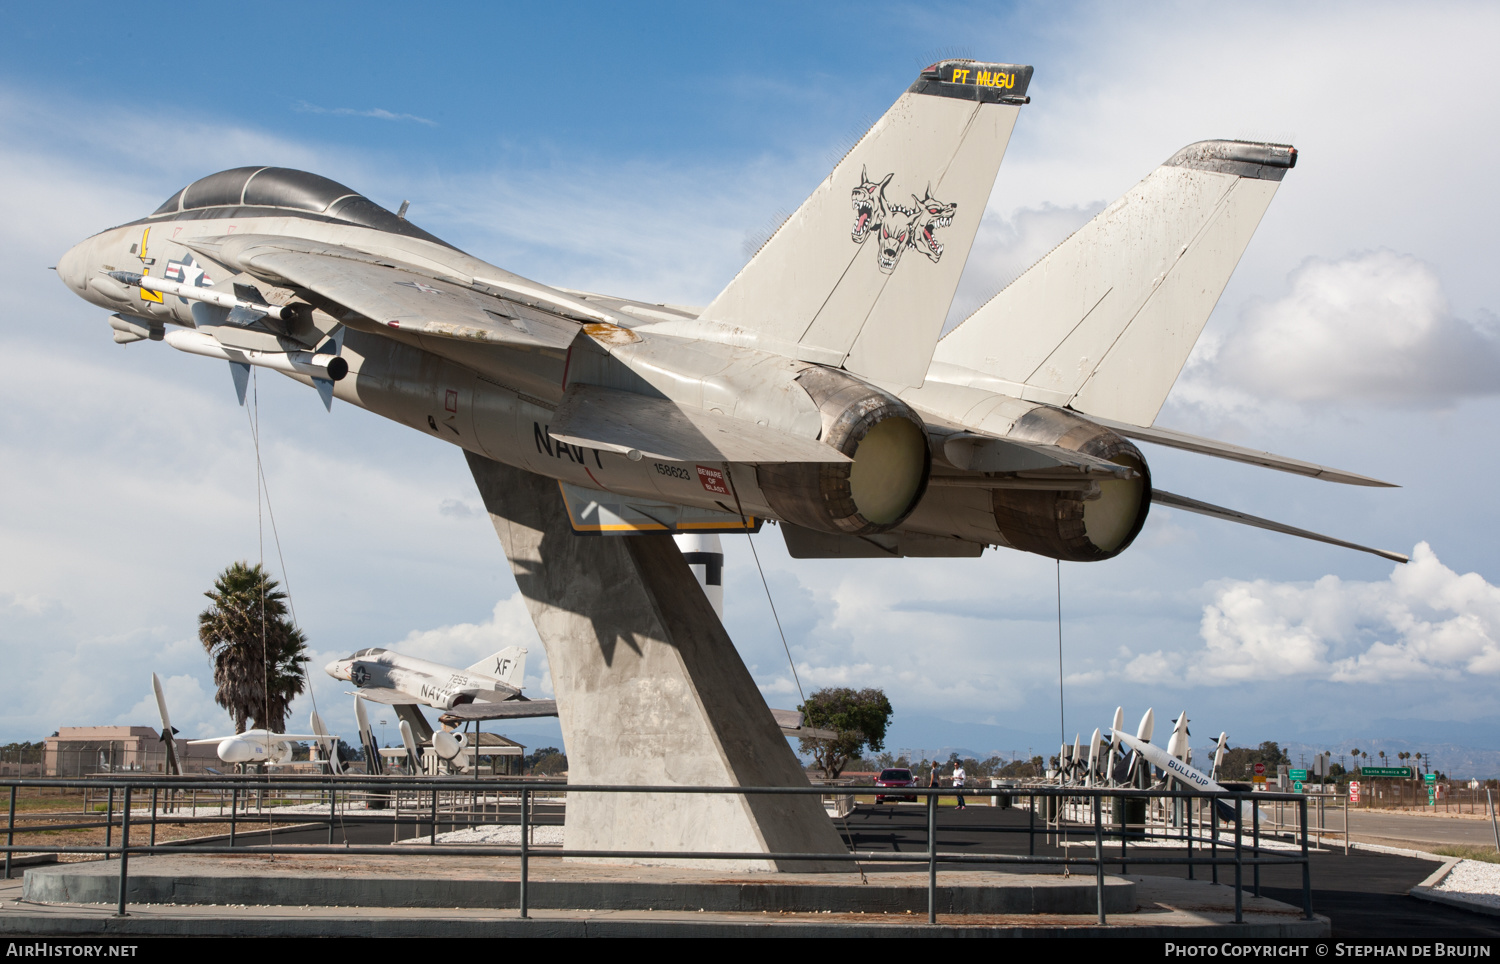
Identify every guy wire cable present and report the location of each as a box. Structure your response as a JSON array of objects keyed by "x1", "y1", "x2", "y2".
[{"x1": 721, "y1": 463, "x2": 804, "y2": 707}]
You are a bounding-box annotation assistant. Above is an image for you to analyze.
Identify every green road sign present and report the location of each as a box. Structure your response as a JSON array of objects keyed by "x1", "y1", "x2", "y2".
[
  {"x1": 1290, "y1": 769, "x2": 1308, "y2": 781},
  {"x1": 1360, "y1": 766, "x2": 1413, "y2": 778},
  {"x1": 1424, "y1": 773, "x2": 1437, "y2": 784},
  {"x1": 1293, "y1": 780, "x2": 1304, "y2": 793}
]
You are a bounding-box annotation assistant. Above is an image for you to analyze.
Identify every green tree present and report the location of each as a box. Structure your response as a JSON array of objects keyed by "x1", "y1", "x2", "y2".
[
  {"x1": 198, "y1": 562, "x2": 308, "y2": 733},
  {"x1": 798, "y1": 687, "x2": 893, "y2": 780}
]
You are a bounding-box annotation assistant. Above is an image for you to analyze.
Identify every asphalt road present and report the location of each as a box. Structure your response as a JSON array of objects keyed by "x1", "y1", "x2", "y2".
[
  {"x1": 1323, "y1": 808, "x2": 1500, "y2": 849},
  {"x1": 841, "y1": 803, "x2": 1500, "y2": 939},
  {"x1": 196, "y1": 800, "x2": 1500, "y2": 939}
]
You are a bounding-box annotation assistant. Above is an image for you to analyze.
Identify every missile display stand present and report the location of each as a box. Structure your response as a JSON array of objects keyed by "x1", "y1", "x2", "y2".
[{"x1": 466, "y1": 453, "x2": 848, "y2": 871}]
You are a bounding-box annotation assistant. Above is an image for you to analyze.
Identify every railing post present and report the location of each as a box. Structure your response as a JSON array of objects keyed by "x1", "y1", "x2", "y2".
[
  {"x1": 115, "y1": 785, "x2": 131, "y2": 917},
  {"x1": 1233, "y1": 796, "x2": 1244, "y2": 925},
  {"x1": 329, "y1": 782, "x2": 336, "y2": 845},
  {"x1": 1093, "y1": 793, "x2": 1105, "y2": 925},
  {"x1": 1211, "y1": 794, "x2": 1219, "y2": 885},
  {"x1": 519, "y1": 787, "x2": 530, "y2": 919},
  {"x1": 1187, "y1": 790, "x2": 1195, "y2": 881},
  {"x1": 104, "y1": 786, "x2": 114, "y2": 857},
  {"x1": 1300, "y1": 796, "x2": 1313, "y2": 920},
  {"x1": 927, "y1": 788, "x2": 938, "y2": 925},
  {"x1": 5, "y1": 784, "x2": 15, "y2": 880},
  {"x1": 1027, "y1": 790, "x2": 1034, "y2": 857},
  {"x1": 230, "y1": 787, "x2": 238, "y2": 847},
  {"x1": 149, "y1": 787, "x2": 158, "y2": 849},
  {"x1": 1252, "y1": 797, "x2": 1261, "y2": 898},
  {"x1": 430, "y1": 785, "x2": 438, "y2": 846}
]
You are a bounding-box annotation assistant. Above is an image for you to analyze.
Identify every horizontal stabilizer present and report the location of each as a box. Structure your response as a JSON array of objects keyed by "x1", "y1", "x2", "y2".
[
  {"x1": 182, "y1": 236, "x2": 579, "y2": 349},
  {"x1": 772, "y1": 708, "x2": 837, "y2": 740},
  {"x1": 1152, "y1": 489, "x2": 1408, "y2": 563},
  {"x1": 439, "y1": 699, "x2": 560, "y2": 723},
  {"x1": 549, "y1": 383, "x2": 848, "y2": 464},
  {"x1": 1085, "y1": 416, "x2": 1396, "y2": 487}
]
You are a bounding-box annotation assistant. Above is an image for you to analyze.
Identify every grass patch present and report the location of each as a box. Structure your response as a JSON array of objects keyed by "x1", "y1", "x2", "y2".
[{"x1": 1432, "y1": 845, "x2": 1500, "y2": 864}]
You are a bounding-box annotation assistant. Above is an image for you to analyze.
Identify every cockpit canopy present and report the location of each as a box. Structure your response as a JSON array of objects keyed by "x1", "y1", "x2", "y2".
[
  {"x1": 350, "y1": 647, "x2": 388, "y2": 658},
  {"x1": 149, "y1": 167, "x2": 446, "y2": 245}
]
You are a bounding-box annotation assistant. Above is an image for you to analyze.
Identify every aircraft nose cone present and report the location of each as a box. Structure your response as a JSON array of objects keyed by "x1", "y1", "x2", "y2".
[
  {"x1": 218, "y1": 738, "x2": 252, "y2": 764},
  {"x1": 56, "y1": 239, "x2": 91, "y2": 295},
  {"x1": 325, "y1": 660, "x2": 348, "y2": 680}
]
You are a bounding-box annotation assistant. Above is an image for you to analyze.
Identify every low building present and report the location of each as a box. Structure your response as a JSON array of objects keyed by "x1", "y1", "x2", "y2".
[{"x1": 45, "y1": 726, "x2": 223, "y2": 776}]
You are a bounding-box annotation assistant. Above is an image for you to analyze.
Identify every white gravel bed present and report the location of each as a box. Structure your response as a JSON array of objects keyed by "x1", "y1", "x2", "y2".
[
  {"x1": 1435, "y1": 859, "x2": 1500, "y2": 908},
  {"x1": 397, "y1": 824, "x2": 564, "y2": 846}
]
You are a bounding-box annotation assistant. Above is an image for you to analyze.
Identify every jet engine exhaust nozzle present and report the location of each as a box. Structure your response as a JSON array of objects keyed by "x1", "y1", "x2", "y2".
[{"x1": 755, "y1": 367, "x2": 931, "y2": 536}]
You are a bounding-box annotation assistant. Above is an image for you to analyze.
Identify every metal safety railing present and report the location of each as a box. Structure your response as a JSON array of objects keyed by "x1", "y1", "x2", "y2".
[{"x1": 1, "y1": 776, "x2": 1318, "y2": 925}]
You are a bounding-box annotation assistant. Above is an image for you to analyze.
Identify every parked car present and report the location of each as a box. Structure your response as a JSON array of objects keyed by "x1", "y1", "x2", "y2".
[{"x1": 874, "y1": 768, "x2": 917, "y2": 803}]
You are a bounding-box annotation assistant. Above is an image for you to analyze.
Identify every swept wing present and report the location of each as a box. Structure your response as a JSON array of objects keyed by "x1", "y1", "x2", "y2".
[{"x1": 182, "y1": 235, "x2": 580, "y2": 350}]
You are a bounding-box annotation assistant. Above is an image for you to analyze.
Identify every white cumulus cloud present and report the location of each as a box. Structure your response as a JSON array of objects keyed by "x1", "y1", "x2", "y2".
[
  {"x1": 1123, "y1": 543, "x2": 1500, "y2": 685},
  {"x1": 1211, "y1": 251, "x2": 1500, "y2": 405}
]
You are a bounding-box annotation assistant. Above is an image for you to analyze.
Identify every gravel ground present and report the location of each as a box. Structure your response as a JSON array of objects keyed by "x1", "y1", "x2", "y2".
[
  {"x1": 1435, "y1": 860, "x2": 1500, "y2": 908},
  {"x1": 398, "y1": 824, "x2": 565, "y2": 846}
]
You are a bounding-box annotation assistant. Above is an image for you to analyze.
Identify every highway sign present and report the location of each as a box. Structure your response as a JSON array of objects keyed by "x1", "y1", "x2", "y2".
[
  {"x1": 1424, "y1": 773, "x2": 1437, "y2": 784},
  {"x1": 1293, "y1": 780, "x2": 1305, "y2": 793},
  {"x1": 1360, "y1": 766, "x2": 1413, "y2": 778},
  {"x1": 1290, "y1": 768, "x2": 1308, "y2": 781}
]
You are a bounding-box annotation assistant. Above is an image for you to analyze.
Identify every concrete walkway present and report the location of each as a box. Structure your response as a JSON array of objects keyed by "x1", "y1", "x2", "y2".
[{"x1": 0, "y1": 869, "x2": 1328, "y2": 937}]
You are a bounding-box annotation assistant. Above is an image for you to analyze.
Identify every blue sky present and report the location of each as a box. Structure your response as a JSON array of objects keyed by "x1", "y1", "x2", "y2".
[{"x1": 4, "y1": 2, "x2": 1500, "y2": 772}]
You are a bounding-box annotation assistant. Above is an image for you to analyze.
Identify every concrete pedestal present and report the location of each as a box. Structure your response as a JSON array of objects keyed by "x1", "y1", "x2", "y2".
[{"x1": 466, "y1": 453, "x2": 848, "y2": 871}]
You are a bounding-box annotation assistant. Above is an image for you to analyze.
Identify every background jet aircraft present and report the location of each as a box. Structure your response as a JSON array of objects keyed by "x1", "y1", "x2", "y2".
[
  {"x1": 57, "y1": 59, "x2": 1403, "y2": 589},
  {"x1": 325, "y1": 645, "x2": 560, "y2": 722}
]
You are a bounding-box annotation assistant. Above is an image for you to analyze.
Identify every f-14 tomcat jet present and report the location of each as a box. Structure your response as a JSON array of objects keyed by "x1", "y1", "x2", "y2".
[{"x1": 56, "y1": 59, "x2": 1403, "y2": 564}]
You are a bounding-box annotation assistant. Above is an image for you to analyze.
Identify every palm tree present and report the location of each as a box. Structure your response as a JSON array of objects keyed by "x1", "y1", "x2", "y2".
[{"x1": 198, "y1": 562, "x2": 308, "y2": 733}]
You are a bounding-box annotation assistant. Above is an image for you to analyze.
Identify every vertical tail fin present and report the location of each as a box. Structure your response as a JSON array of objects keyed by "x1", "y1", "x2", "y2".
[
  {"x1": 933, "y1": 140, "x2": 1295, "y2": 424},
  {"x1": 467, "y1": 645, "x2": 527, "y2": 690},
  {"x1": 700, "y1": 60, "x2": 1033, "y2": 387}
]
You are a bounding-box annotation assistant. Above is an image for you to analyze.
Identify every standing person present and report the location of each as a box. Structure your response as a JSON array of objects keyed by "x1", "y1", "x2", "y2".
[
  {"x1": 953, "y1": 762, "x2": 967, "y2": 809},
  {"x1": 928, "y1": 759, "x2": 942, "y2": 810}
]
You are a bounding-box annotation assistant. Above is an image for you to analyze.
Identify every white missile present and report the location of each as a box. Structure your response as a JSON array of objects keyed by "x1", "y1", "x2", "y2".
[
  {"x1": 1213, "y1": 732, "x2": 1228, "y2": 781},
  {"x1": 1167, "y1": 711, "x2": 1190, "y2": 761},
  {"x1": 1116, "y1": 731, "x2": 1221, "y2": 794},
  {"x1": 1136, "y1": 707, "x2": 1154, "y2": 744},
  {"x1": 399, "y1": 719, "x2": 420, "y2": 773},
  {"x1": 164, "y1": 328, "x2": 348, "y2": 380},
  {"x1": 674, "y1": 532, "x2": 724, "y2": 618},
  {"x1": 150, "y1": 673, "x2": 182, "y2": 776},
  {"x1": 311, "y1": 710, "x2": 342, "y2": 775},
  {"x1": 1111, "y1": 707, "x2": 1125, "y2": 751},
  {"x1": 106, "y1": 270, "x2": 313, "y2": 328},
  {"x1": 1087, "y1": 728, "x2": 1102, "y2": 787},
  {"x1": 354, "y1": 696, "x2": 383, "y2": 776}
]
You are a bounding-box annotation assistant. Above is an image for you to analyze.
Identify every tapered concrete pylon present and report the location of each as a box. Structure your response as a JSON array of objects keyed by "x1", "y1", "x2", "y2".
[{"x1": 466, "y1": 453, "x2": 849, "y2": 871}]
